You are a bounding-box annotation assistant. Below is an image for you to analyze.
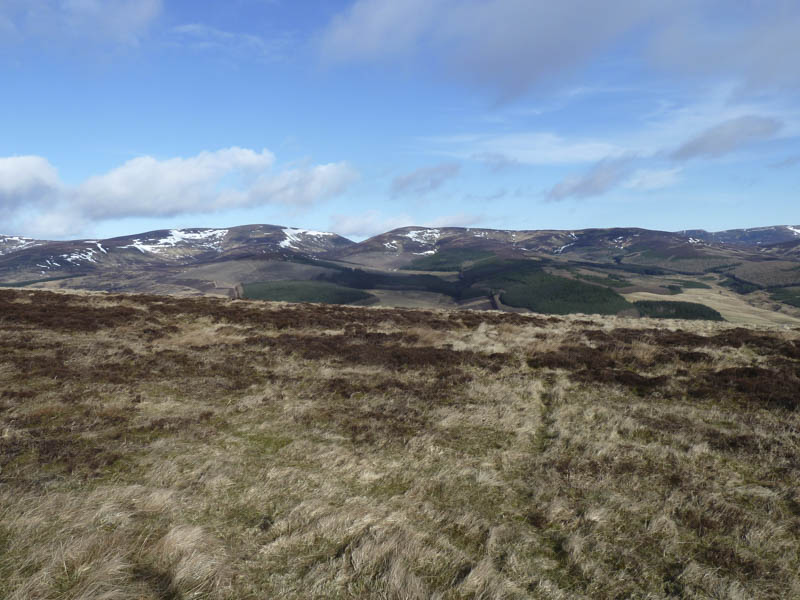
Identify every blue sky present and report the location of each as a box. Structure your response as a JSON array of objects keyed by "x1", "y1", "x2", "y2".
[{"x1": 1, "y1": 0, "x2": 798, "y2": 240}]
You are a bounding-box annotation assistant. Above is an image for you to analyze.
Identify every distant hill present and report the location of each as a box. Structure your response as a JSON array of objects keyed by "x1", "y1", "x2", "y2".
[{"x1": 2, "y1": 223, "x2": 800, "y2": 323}]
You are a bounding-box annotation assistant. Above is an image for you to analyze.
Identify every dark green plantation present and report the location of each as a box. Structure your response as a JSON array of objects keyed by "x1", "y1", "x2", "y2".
[{"x1": 243, "y1": 280, "x2": 375, "y2": 304}]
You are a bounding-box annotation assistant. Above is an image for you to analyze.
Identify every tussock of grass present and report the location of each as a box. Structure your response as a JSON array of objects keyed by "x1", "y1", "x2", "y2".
[{"x1": 1, "y1": 288, "x2": 799, "y2": 598}]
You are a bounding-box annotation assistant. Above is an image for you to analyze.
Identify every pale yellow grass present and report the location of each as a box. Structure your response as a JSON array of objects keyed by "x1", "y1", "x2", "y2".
[{"x1": 623, "y1": 287, "x2": 800, "y2": 327}]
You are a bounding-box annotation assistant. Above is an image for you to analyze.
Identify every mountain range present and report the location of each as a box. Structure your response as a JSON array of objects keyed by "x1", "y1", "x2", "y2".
[{"x1": 2, "y1": 223, "x2": 800, "y2": 324}]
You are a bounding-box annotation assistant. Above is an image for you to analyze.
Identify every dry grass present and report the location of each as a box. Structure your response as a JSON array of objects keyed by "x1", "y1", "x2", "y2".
[{"x1": 1, "y1": 288, "x2": 799, "y2": 599}]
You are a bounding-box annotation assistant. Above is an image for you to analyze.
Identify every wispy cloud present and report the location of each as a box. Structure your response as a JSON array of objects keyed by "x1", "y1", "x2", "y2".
[
  {"x1": 547, "y1": 158, "x2": 632, "y2": 201},
  {"x1": 428, "y1": 132, "x2": 622, "y2": 166},
  {"x1": 320, "y1": 0, "x2": 675, "y2": 100},
  {"x1": 771, "y1": 155, "x2": 800, "y2": 169},
  {"x1": 623, "y1": 167, "x2": 682, "y2": 191},
  {"x1": 170, "y1": 23, "x2": 291, "y2": 62},
  {"x1": 390, "y1": 162, "x2": 460, "y2": 197},
  {"x1": 671, "y1": 115, "x2": 783, "y2": 161},
  {"x1": 0, "y1": 0, "x2": 163, "y2": 46},
  {"x1": 1, "y1": 148, "x2": 359, "y2": 237},
  {"x1": 321, "y1": 0, "x2": 800, "y2": 99}
]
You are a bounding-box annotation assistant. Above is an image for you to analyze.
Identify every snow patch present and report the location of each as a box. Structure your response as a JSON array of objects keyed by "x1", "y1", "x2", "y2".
[
  {"x1": 413, "y1": 250, "x2": 437, "y2": 256},
  {"x1": 120, "y1": 229, "x2": 228, "y2": 254},
  {"x1": 0, "y1": 235, "x2": 40, "y2": 256},
  {"x1": 85, "y1": 241, "x2": 108, "y2": 253},
  {"x1": 787, "y1": 226, "x2": 800, "y2": 236},
  {"x1": 404, "y1": 229, "x2": 440, "y2": 245},
  {"x1": 555, "y1": 243, "x2": 575, "y2": 254},
  {"x1": 279, "y1": 228, "x2": 334, "y2": 249},
  {"x1": 384, "y1": 241, "x2": 399, "y2": 252},
  {"x1": 61, "y1": 249, "x2": 98, "y2": 264}
]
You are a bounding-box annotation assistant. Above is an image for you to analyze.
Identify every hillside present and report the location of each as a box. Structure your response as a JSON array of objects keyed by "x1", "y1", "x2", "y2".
[
  {"x1": 2, "y1": 224, "x2": 800, "y2": 325},
  {"x1": 1, "y1": 288, "x2": 800, "y2": 598}
]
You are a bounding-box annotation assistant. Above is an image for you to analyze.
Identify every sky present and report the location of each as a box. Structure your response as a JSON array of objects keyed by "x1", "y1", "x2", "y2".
[{"x1": 1, "y1": 0, "x2": 798, "y2": 241}]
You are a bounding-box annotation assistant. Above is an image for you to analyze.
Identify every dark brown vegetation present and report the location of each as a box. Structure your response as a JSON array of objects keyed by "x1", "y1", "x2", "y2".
[{"x1": 1, "y1": 287, "x2": 799, "y2": 599}]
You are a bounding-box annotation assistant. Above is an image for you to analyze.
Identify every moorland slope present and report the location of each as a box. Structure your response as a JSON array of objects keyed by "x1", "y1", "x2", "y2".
[{"x1": 1, "y1": 288, "x2": 799, "y2": 598}]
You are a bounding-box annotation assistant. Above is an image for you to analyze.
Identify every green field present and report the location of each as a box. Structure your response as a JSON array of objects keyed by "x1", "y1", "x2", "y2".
[
  {"x1": 634, "y1": 300, "x2": 724, "y2": 321},
  {"x1": 770, "y1": 286, "x2": 800, "y2": 308},
  {"x1": 243, "y1": 281, "x2": 375, "y2": 304}
]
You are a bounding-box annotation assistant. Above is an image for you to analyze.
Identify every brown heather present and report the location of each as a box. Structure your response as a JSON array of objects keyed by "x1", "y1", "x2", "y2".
[{"x1": 1, "y1": 287, "x2": 799, "y2": 599}]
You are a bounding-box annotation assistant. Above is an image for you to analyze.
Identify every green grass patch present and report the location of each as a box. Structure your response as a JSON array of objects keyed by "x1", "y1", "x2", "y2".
[
  {"x1": 243, "y1": 281, "x2": 375, "y2": 304},
  {"x1": 634, "y1": 300, "x2": 724, "y2": 321},
  {"x1": 769, "y1": 287, "x2": 800, "y2": 308},
  {"x1": 401, "y1": 248, "x2": 495, "y2": 271}
]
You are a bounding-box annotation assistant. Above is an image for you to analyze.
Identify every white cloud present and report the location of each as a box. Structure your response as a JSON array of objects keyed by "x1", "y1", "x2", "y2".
[
  {"x1": 391, "y1": 163, "x2": 460, "y2": 196},
  {"x1": 329, "y1": 210, "x2": 413, "y2": 238},
  {"x1": 547, "y1": 158, "x2": 632, "y2": 201},
  {"x1": 0, "y1": 148, "x2": 359, "y2": 237},
  {"x1": 322, "y1": 0, "x2": 800, "y2": 98},
  {"x1": 0, "y1": 0, "x2": 162, "y2": 46},
  {"x1": 623, "y1": 167, "x2": 682, "y2": 191},
  {"x1": 170, "y1": 23, "x2": 290, "y2": 62},
  {"x1": 245, "y1": 162, "x2": 359, "y2": 208},
  {"x1": 321, "y1": 0, "x2": 681, "y2": 99},
  {"x1": 429, "y1": 132, "x2": 622, "y2": 166},
  {"x1": 671, "y1": 115, "x2": 783, "y2": 160},
  {"x1": 0, "y1": 156, "x2": 61, "y2": 209},
  {"x1": 77, "y1": 148, "x2": 276, "y2": 219},
  {"x1": 651, "y1": 3, "x2": 800, "y2": 95},
  {"x1": 321, "y1": 0, "x2": 438, "y2": 63}
]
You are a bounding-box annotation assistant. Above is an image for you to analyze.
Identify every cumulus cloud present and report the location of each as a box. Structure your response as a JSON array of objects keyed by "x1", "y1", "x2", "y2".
[
  {"x1": 0, "y1": 148, "x2": 358, "y2": 237},
  {"x1": 547, "y1": 158, "x2": 632, "y2": 201},
  {"x1": 329, "y1": 210, "x2": 413, "y2": 238},
  {"x1": 671, "y1": 115, "x2": 783, "y2": 161},
  {"x1": 0, "y1": 156, "x2": 61, "y2": 209},
  {"x1": 76, "y1": 148, "x2": 275, "y2": 219},
  {"x1": 0, "y1": 0, "x2": 162, "y2": 46},
  {"x1": 390, "y1": 163, "x2": 460, "y2": 197}
]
